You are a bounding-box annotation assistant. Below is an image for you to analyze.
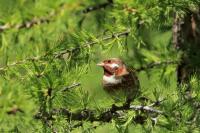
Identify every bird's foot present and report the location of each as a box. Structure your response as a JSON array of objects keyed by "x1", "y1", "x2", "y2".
[
  {"x1": 123, "y1": 102, "x2": 131, "y2": 109},
  {"x1": 111, "y1": 104, "x2": 118, "y2": 112}
]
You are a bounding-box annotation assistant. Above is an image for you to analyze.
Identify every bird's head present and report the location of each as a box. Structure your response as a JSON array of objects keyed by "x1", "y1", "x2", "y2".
[{"x1": 97, "y1": 58, "x2": 129, "y2": 77}]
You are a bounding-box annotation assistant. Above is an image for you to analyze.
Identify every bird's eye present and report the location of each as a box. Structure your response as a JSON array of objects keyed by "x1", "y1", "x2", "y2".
[{"x1": 107, "y1": 60, "x2": 111, "y2": 63}]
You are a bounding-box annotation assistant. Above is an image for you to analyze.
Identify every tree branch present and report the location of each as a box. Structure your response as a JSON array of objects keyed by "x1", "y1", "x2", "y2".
[
  {"x1": 135, "y1": 60, "x2": 179, "y2": 72},
  {"x1": 0, "y1": 28, "x2": 178, "y2": 73},
  {"x1": 53, "y1": 29, "x2": 130, "y2": 58},
  {"x1": 61, "y1": 83, "x2": 81, "y2": 92},
  {"x1": 130, "y1": 105, "x2": 163, "y2": 114},
  {"x1": 35, "y1": 99, "x2": 164, "y2": 123},
  {"x1": 0, "y1": 29, "x2": 130, "y2": 71},
  {"x1": 51, "y1": 83, "x2": 81, "y2": 100},
  {"x1": 82, "y1": 0, "x2": 114, "y2": 13},
  {"x1": 0, "y1": 3, "x2": 66, "y2": 32}
]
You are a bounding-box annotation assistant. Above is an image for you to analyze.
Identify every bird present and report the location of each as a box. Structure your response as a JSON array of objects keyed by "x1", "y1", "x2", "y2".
[{"x1": 97, "y1": 58, "x2": 140, "y2": 107}]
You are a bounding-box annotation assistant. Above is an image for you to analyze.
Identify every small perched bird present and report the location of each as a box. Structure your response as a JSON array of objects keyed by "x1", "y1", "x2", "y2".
[{"x1": 97, "y1": 58, "x2": 140, "y2": 106}]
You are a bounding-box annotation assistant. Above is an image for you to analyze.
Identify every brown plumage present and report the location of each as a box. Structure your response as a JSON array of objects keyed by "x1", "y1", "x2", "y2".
[{"x1": 97, "y1": 58, "x2": 140, "y2": 105}]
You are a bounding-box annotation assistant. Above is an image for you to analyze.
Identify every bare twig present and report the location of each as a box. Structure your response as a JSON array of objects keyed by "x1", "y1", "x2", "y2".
[
  {"x1": 61, "y1": 83, "x2": 81, "y2": 92},
  {"x1": 82, "y1": 0, "x2": 113, "y2": 13},
  {"x1": 130, "y1": 105, "x2": 163, "y2": 114}
]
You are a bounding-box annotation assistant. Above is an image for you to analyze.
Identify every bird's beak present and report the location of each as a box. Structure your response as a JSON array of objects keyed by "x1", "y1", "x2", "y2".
[{"x1": 97, "y1": 62, "x2": 104, "y2": 67}]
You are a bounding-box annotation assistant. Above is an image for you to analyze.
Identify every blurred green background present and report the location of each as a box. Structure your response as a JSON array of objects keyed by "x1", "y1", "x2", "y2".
[{"x1": 0, "y1": 0, "x2": 200, "y2": 132}]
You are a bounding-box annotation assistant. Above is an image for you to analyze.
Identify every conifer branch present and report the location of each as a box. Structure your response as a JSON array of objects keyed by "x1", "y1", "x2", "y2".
[
  {"x1": 51, "y1": 83, "x2": 81, "y2": 100},
  {"x1": 129, "y1": 105, "x2": 163, "y2": 114},
  {"x1": 0, "y1": 56, "x2": 40, "y2": 71},
  {"x1": 0, "y1": 28, "x2": 178, "y2": 73},
  {"x1": 35, "y1": 99, "x2": 164, "y2": 123},
  {"x1": 61, "y1": 83, "x2": 81, "y2": 92},
  {"x1": 0, "y1": 0, "x2": 115, "y2": 32},
  {"x1": 82, "y1": 0, "x2": 114, "y2": 13},
  {"x1": 135, "y1": 60, "x2": 179, "y2": 72},
  {"x1": 0, "y1": 29, "x2": 130, "y2": 71},
  {"x1": 0, "y1": 16, "x2": 48, "y2": 32},
  {"x1": 0, "y1": 3, "x2": 66, "y2": 32},
  {"x1": 53, "y1": 29, "x2": 130, "y2": 58}
]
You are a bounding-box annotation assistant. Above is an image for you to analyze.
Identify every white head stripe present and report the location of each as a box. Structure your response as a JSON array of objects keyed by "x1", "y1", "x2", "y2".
[{"x1": 108, "y1": 63, "x2": 119, "y2": 68}]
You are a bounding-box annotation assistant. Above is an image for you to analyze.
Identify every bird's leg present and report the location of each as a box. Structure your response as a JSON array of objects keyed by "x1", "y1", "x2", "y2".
[
  {"x1": 123, "y1": 98, "x2": 132, "y2": 109},
  {"x1": 111, "y1": 104, "x2": 118, "y2": 112},
  {"x1": 111, "y1": 104, "x2": 126, "y2": 112}
]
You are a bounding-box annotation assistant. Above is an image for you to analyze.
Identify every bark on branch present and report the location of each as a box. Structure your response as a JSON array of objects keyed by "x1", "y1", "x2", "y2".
[{"x1": 35, "y1": 99, "x2": 164, "y2": 123}]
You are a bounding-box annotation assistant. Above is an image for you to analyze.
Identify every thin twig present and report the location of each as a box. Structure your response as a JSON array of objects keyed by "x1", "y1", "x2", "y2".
[
  {"x1": 148, "y1": 98, "x2": 166, "y2": 107},
  {"x1": 53, "y1": 29, "x2": 130, "y2": 58},
  {"x1": 135, "y1": 60, "x2": 179, "y2": 72},
  {"x1": 172, "y1": 12, "x2": 184, "y2": 49},
  {"x1": 0, "y1": 3, "x2": 66, "y2": 32},
  {"x1": 51, "y1": 83, "x2": 81, "y2": 100},
  {"x1": 82, "y1": 0, "x2": 114, "y2": 13},
  {"x1": 61, "y1": 83, "x2": 81, "y2": 92}
]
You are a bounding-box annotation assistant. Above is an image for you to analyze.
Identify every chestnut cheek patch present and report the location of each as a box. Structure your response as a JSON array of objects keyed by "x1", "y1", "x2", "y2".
[{"x1": 115, "y1": 67, "x2": 129, "y2": 76}]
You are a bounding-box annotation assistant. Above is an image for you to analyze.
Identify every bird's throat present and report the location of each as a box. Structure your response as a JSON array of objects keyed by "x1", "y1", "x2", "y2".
[{"x1": 103, "y1": 75, "x2": 122, "y2": 84}]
